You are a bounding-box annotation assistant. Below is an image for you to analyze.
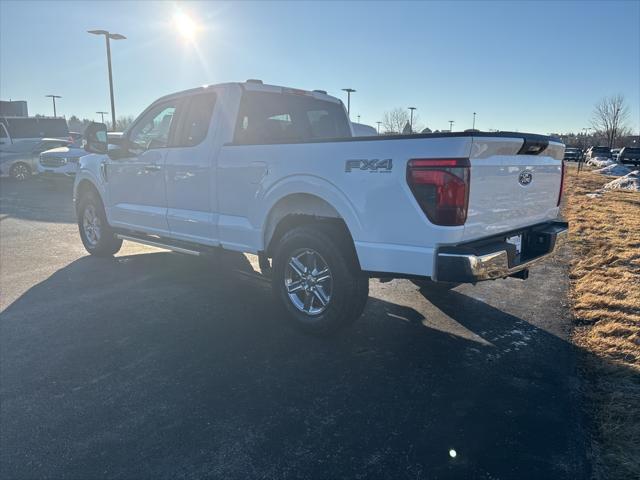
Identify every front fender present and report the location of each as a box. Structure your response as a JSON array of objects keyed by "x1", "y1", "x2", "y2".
[{"x1": 73, "y1": 154, "x2": 108, "y2": 204}]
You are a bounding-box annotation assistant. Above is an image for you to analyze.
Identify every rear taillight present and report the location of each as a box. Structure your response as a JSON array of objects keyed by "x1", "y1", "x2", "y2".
[
  {"x1": 557, "y1": 160, "x2": 565, "y2": 206},
  {"x1": 407, "y1": 158, "x2": 470, "y2": 226}
]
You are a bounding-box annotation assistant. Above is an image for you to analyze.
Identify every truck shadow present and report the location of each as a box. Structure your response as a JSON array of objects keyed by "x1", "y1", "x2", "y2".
[{"x1": 2, "y1": 251, "x2": 624, "y2": 479}]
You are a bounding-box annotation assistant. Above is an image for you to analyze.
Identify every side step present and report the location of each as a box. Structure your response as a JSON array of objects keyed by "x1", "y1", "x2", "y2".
[{"x1": 116, "y1": 234, "x2": 201, "y2": 256}]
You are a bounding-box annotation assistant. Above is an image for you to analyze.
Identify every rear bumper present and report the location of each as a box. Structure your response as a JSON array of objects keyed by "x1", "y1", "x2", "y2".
[{"x1": 435, "y1": 220, "x2": 568, "y2": 283}]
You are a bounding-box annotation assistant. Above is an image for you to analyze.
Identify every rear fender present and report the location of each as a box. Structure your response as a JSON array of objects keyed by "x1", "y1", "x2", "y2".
[{"x1": 257, "y1": 176, "x2": 363, "y2": 251}]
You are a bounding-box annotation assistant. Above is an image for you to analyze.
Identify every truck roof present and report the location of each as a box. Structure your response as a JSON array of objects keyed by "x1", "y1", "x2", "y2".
[{"x1": 153, "y1": 81, "x2": 342, "y2": 106}]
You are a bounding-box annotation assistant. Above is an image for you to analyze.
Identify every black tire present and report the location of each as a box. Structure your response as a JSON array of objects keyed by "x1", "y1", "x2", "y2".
[
  {"x1": 10, "y1": 162, "x2": 31, "y2": 181},
  {"x1": 272, "y1": 223, "x2": 369, "y2": 336},
  {"x1": 77, "y1": 191, "x2": 122, "y2": 257},
  {"x1": 411, "y1": 278, "x2": 460, "y2": 292}
]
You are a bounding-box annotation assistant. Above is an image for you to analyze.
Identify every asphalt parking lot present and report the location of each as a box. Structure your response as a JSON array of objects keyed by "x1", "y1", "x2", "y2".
[{"x1": 1, "y1": 178, "x2": 589, "y2": 479}]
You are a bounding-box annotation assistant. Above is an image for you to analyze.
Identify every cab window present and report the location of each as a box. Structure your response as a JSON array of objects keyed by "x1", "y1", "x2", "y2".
[
  {"x1": 174, "y1": 92, "x2": 217, "y2": 147},
  {"x1": 234, "y1": 91, "x2": 350, "y2": 144},
  {"x1": 128, "y1": 102, "x2": 177, "y2": 149}
]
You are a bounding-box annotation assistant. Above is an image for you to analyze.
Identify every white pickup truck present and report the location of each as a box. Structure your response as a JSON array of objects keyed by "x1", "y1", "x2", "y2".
[{"x1": 75, "y1": 80, "x2": 567, "y2": 334}]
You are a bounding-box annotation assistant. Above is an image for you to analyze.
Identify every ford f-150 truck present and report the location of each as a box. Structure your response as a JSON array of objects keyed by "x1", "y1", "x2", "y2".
[{"x1": 75, "y1": 80, "x2": 567, "y2": 334}]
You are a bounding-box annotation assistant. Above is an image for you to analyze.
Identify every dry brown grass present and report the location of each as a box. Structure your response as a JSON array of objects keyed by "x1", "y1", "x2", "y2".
[{"x1": 563, "y1": 165, "x2": 640, "y2": 479}]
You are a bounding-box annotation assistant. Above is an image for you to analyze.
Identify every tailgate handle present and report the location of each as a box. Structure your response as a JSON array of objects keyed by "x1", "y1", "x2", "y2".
[{"x1": 517, "y1": 137, "x2": 549, "y2": 155}]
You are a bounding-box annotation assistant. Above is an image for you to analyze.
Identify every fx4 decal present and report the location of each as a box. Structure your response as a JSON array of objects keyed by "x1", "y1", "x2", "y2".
[{"x1": 345, "y1": 158, "x2": 393, "y2": 173}]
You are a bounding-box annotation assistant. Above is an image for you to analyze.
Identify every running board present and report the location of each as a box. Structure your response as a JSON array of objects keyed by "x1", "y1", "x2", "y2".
[{"x1": 116, "y1": 234, "x2": 201, "y2": 256}]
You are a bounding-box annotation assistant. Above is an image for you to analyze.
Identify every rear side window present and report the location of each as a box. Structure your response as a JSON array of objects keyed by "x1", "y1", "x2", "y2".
[
  {"x1": 174, "y1": 92, "x2": 217, "y2": 147},
  {"x1": 234, "y1": 91, "x2": 350, "y2": 144}
]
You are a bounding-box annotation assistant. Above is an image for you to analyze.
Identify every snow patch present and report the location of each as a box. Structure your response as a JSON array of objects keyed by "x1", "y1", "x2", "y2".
[
  {"x1": 586, "y1": 157, "x2": 615, "y2": 168},
  {"x1": 593, "y1": 164, "x2": 631, "y2": 177},
  {"x1": 603, "y1": 171, "x2": 640, "y2": 192}
]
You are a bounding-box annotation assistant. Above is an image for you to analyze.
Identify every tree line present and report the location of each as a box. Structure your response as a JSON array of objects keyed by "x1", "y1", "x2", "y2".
[
  {"x1": 66, "y1": 115, "x2": 135, "y2": 133},
  {"x1": 379, "y1": 94, "x2": 636, "y2": 147}
]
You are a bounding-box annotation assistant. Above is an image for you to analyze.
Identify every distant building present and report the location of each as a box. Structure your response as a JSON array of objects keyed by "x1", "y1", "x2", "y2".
[{"x1": 0, "y1": 100, "x2": 28, "y2": 117}]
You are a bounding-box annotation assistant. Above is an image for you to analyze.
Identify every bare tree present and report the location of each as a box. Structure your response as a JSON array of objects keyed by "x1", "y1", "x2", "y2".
[
  {"x1": 591, "y1": 94, "x2": 630, "y2": 148},
  {"x1": 382, "y1": 108, "x2": 424, "y2": 134},
  {"x1": 115, "y1": 115, "x2": 135, "y2": 132},
  {"x1": 382, "y1": 108, "x2": 408, "y2": 134}
]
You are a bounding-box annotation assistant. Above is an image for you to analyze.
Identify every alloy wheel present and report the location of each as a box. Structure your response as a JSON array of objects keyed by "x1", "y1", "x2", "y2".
[
  {"x1": 82, "y1": 204, "x2": 102, "y2": 247},
  {"x1": 284, "y1": 248, "x2": 333, "y2": 315},
  {"x1": 12, "y1": 164, "x2": 30, "y2": 181}
]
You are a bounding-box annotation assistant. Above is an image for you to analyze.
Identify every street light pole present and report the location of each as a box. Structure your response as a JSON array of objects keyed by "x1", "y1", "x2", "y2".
[
  {"x1": 341, "y1": 88, "x2": 356, "y2": 119},
  {"x1": 448, "y1": 120, "x2": 455, "y2": 132},
  {"x1": 88, "y1": 30, "x2": 126, "y2": 131},
  {"x1": 408, "y1": 107, "x2": 416, "y2": 133},
  {"x1": 96, "y1": 111, "x2": 109, "y2": 123},
  {"x1": 45, "y1": 95, "x2": 62, "y2": 117},
  {"x1": 357, "y1": 115, "x2": 360, "y2": 124},
  {"x1": 472, "y1": 112, "x2": 477, "y2": 130},
  {"x1": 376, "y1": 121, "x2": 382, "y2": 135}
]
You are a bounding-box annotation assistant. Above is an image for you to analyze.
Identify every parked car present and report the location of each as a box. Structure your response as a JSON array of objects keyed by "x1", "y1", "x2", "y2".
[
  {"x1": 563, "y1": 147, "x2": 583, "y2": 161},
  {"x1": 0, "y1": 138, "x2": 69, "y2": 180},
  {"x1": 75, "y1": 80, "x2": 567, "y2": 335},
  {"x1": 618, "y1": 146, "x2": 640, "y2": 167},
  {"x1": 37, "y1": 133, "x2": 124, "y2": 182},
  {"x1": 0, "y1": 116, "x2": 69, "y2": 149},
  {"x1": 38, "y1": 144, "x2": 85, "y2": 181},
  {"x1": 351, "y1": 122, "x2": 377, "y2": 136},
  {"x1": 585, "y1": 146, "x2": 612, "y2": 161}
]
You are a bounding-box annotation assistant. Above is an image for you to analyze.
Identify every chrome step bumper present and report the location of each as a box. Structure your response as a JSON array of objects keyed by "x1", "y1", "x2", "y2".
[{"x1": 435, "y1": 221, "x2": 568, "y2": 283}]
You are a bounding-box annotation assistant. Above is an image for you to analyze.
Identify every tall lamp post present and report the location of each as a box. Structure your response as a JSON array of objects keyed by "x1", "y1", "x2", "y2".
[
  {"x1": 45, "y1": 95, "x2": 62, "y2": 117},
  {"x1": 408, "y1": 107, "x2": 416, "y2": 133},
  {"x1": 96, "y1": 111, "x2": 109, "y2": 123},
  {"x1": 341, "y1": 88, "x2": 356, "y2": 119},
  {"x1": 448, "y1": 120, "x2": 455, "y2": 132},
  {"x1": 472, "y1": 112, "x2": 477, "y2": 130},
  {"x1": 88, "y1": 30, "x2": 126, "y2": 131},
  {"x1": 376, "y1": 121, "x2": 382, "y2": 135}
]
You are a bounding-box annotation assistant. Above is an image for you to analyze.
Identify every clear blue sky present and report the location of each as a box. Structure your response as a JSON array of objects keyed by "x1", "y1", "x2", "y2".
[{"x1": 1, "y1": 0, "x2": 639, "y2": 134}]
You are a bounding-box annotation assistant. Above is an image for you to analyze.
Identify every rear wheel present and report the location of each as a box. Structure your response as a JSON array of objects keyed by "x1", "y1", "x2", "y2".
[
  {"x1": 77, "y1": 192, "x2": 122, "y2": 257},
  {"x1": 10, "y1": 162, "x2": 31, "y2": 181},
  {"x1": 272, "y1": 224, "x2": 369, "y2": 336}
]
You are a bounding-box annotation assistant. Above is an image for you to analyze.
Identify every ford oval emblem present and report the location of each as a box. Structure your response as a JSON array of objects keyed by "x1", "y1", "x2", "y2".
[{"x1": 519, "y1": 169, "x2": 533, "y2": 186}]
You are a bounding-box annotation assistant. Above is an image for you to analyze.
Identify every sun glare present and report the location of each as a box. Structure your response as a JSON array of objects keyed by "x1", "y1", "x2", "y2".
[{"x1": 173, "y1": 10, "x2": 199, "y2": 41}]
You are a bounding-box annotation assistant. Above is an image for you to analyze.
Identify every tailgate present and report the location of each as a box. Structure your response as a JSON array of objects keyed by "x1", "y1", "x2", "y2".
[{"x1": 462, "y1": 136, "x2": 564, "y2": 241}]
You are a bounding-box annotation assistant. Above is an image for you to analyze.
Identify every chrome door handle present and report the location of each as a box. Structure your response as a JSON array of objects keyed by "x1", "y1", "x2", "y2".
[{"x1": 144, "y1": 164, "x2": 162, "y2": 172}]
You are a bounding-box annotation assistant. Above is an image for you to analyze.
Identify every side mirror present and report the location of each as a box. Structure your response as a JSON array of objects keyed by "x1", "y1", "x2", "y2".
[{"x1": 84, "y1": 122, "x2": 108, "y2": 154}]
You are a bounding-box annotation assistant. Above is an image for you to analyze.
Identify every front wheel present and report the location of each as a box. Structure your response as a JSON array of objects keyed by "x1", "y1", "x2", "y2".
[
  {"x1": 77, "y1": 192, "x2": 122, "y2": 257},
  {"x1": 10, "y1": 162, "x2": 31, "y2": 181},
  {"x1": 272, "y1": 224, "x2": 369, "y2": 336}
]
